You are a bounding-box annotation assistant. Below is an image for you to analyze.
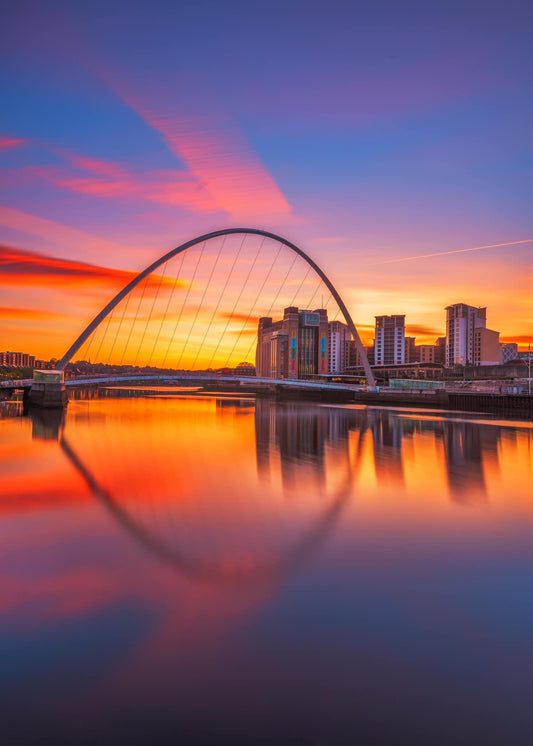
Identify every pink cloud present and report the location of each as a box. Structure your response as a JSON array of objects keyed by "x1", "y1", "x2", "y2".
[
  {"x1": 28, "y1": 153, "x2": 220, "y2": 213},
  {"x1": 136, "y1": 108, "x2": 293, "y2": 220},
  {"x1": 0, "y1": 136, "x2": 26, "y2": 149},
  {"x1": 65, "y1": 153, "x2": 128, "y2": 179},
  {"x1": 100, "y1": 73, "x2": 293, "y2": 220}
]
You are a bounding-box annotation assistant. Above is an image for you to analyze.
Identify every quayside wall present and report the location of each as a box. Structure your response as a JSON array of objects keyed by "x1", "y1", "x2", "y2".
[{"x1": 350, "y1": 389, "x2": 533, "y2": 418}]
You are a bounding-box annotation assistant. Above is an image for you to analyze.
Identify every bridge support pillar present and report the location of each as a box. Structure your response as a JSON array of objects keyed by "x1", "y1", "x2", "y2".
[{"x1": 29, "y1": 370, "x2": 68, "y2": 409}]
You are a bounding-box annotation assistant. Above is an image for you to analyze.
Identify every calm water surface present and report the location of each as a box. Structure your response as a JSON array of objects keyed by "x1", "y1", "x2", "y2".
[{"x1": 1, "y1": 393, "x2": 533, "y2": 745}]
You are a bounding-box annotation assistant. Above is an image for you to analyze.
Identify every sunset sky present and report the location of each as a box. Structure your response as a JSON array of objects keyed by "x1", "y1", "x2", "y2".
[{"x1": 1, "y1": 0, "x2": 532, "y2": 362}]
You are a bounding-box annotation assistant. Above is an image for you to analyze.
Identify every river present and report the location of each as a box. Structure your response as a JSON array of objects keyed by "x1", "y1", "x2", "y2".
[{"x1": 1, "y1": 392, "x2": 533, "y2": 744}]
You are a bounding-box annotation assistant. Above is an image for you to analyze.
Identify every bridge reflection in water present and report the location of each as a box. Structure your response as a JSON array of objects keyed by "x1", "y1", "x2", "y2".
[
  {"x1": 21, "y1": 391, "x2": 530, "y2": 587},
  {"x1": 3, "y1": 393, "x2": 533, "y2": 745},
  {"x1": 31, "y1": 395, "x2": 359, "y2": 586}
]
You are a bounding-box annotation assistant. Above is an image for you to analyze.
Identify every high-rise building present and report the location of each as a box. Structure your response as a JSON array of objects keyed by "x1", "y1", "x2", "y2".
[
  {"x1": 256, "y1": 307, "x2": 329, "y2": 379},
  {"x1": 327, "y1": 321, "x2": 352, "y2": 373},
  {"x1": 374, "y1": 315, "x2": 405, "y2": 365},
  {"x1": 445, "y1": 304, "x2": 487, "y2": 367}
]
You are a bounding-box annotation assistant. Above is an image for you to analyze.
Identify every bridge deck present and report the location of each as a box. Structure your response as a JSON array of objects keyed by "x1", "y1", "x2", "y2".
[
  {"x1": 0, "y1": 379, "x2": 33, "y2": 389},
  {"x1": 64, "y1": 374, "x2": 367, "y2": 392},
  {"x1": 0, "y1": 375, "x2": 366, "y2": 392}
]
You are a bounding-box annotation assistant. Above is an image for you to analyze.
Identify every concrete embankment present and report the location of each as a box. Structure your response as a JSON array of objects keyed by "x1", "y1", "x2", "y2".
[
  {"x1": 278, "y1": 385, "x2": 533, "y2": 418},
  {"x1": 350, "y1": 389, "x2": 533, "y2": 418}
]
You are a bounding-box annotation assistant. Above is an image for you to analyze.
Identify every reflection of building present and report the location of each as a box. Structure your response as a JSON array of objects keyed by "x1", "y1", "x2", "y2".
[
  {"x1": 368, "y1": 410, "x2": 406, "y2": 485},
  {"x1": 255, "y1": 400, "x2": 505, "y2": 506},
  {"x1": 256, "y1": 307, "x2": 329, "y2": 378},
  {"x1": 440, "y1": 421, "x2": 501, "y2": 501},
  {"x1": 328, "y1": 321, "x2": 352, "y2": 373},
  {"x1": 254, "y1": 399, "x2": 353, "y2": 489},
  {"x1": 375, "y1": 315, "x2": 405, "y2": 365}
]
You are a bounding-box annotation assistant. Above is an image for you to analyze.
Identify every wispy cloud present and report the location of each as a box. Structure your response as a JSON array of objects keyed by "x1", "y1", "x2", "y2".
[
  {"x1": 144, "y1": 113, "x2": 292, "y2": 220},
  {"x1": 5, "y1": 148, "x2": 218, "y2": 213},
  {"x1": 405, "y1": 324, "x2": 442, "y2": 337},
  {"x1": 0, "y1": 205, "x2": 143, "y2": 264},
  {"x1": 500, "y1": 335, "x2": 533, "y2": 345},
  {"x1": 105, "y1": 75, "x2": 293, "y2": 220},
  {"x1": 45, "y1": 150, "x2": 219, "y2": 212},
  {"x1": 0, "y1": 136, "x2": 26, "y2": 149},
  {"x1": 2, "y1": 101, "x2": 294, "y2": 221},
  {"x1": 64, "y1": 153, "x2": 127, "y2": 179}
]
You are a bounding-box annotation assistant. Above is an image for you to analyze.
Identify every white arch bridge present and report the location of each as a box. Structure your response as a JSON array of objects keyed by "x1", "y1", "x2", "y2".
[{"x1": 27, "y1": 228, "x2": 376, "y2": 406}]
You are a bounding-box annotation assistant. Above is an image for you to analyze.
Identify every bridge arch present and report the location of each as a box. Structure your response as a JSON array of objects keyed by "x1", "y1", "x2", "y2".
[{"x1": 56, "y1": 228, "x2": 376, "y2": 390}]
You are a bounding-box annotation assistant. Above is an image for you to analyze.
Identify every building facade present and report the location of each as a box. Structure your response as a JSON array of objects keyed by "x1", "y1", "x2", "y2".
[
  {"x1": 474, "y1": 327, "x2": 500, "y2": 365},
  {"x1": 445, "y1": 304, "x2": 487, "y2": 367},
  {"x1": 327, "y1": 321, "x2": 352, "y2": 374},
  {"x1": 416, "y1": 344, "x2": 436, "y2": 363},
  {"x1": 374, "y1": 315, "x2": 405, "y2": 365},
  {"x1": 434, "y1": 337, "x2": 446, "y2": 365},
  {"x1": 500, "y1": 343, "x2": 518, "y2": 364},
  {"x1": 405, "y1": 336, "x2": 416, "y2": 363},
  {"x1": 346, "y1": 341, "x2": 375, "y2": 369},
  {"x1": 0, "y1": 351, "x2": 36, "y2": 368},
  {"x1": 256, "y1": 307, "x2": 329, "y2": 379}
]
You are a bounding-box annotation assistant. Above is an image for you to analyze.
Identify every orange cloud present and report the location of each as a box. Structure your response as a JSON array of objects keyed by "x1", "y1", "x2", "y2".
[
  {"x1": 0, "y1": 306, "x2": 65, "y2": 321},
  {"x1": 218, "y1": 311, "x2": 261, "y2": 325},
  {"x1": 500, "y1": 335, "x2": 533, "y2": 345},
  {"x1": 0, "y1": 243, "x2": 168, "y2": 289},
  {"x1": 405, "y1": 324, "x2": 443, "y2": 337}
]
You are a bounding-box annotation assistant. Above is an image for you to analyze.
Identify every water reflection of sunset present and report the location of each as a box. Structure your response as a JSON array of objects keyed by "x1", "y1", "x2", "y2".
[
  {"x1": 2, "y1": 396, "x2": 533, "y2": 744},
  {"x1": 2, "y1": 398, "x2": 533, "y2": 529}
]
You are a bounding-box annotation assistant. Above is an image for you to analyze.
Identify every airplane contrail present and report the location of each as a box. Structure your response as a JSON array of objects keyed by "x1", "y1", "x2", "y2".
[{"x1": 369, "y1": 238, "x2": 533, "y2": 265}]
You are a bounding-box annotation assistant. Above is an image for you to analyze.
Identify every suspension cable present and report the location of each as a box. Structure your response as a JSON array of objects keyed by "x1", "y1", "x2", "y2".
[
  {"x1": 204, "y1": 233, "x2": 251, "y2": 369},
  {"x1": 178, "y1": 235, "x2": 227, "y2": 369},
  {"x1": 161, "y1": 241, "x2": 206, "y2": 369},
  {"x1": 148, "y1": 250, "x2": 187, "y2": 368},
  {"x1": 119, "y1": 275, "x2": 150, "y2": 365},
  {"x1": 225, "y1": 251, "x2": 298, "y2": 368},
  {"x1": 212, "y1": 240, "x2": 283, "y2": 368},
  {"x1": 132, "y1": 261, "x2": 168, "y2": 367},
  {"x1": 202, "y1": 236, "x2": 265, "y2": 369}
]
